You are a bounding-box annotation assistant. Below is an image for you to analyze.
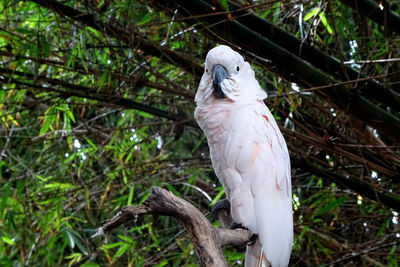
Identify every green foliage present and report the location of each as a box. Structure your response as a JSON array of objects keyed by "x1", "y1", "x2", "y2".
[{"x1": 0, "y1": 0, "x2": 399, "y2": 266}]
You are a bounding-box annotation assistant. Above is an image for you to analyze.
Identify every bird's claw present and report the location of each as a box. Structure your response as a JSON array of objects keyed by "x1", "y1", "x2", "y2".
[
  {"x1": 246, "y1": 234, "x2": 258, "y2": 246},
  {"x1": 210, "y1": 199, "x2": 231, "y2": 220},
  {"x1": 230, "y1": 221, "x2": 244, "y2": 230},
  {"x1": 230, "y1": 222, "x2": 257, "y2": 246}
]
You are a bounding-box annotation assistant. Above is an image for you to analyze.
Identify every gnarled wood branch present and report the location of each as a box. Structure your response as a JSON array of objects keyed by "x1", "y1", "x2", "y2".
[{"x1": 92, "y1": 187, "x2": 252, "y2": 267}]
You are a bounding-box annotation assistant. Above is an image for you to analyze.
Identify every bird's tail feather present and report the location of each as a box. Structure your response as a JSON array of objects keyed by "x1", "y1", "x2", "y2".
[{"x1": 245, "y1": 238, "x2": 270, "y2": 267}]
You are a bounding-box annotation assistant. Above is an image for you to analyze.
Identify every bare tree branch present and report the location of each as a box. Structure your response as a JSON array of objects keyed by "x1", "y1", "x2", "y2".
[
  {"x1": 151, "y1": 0, "x2": 400, "y2": 143},
  {"x1": 29, "y1": 0, "x2": 203, "y2": 77},
  {"x1": 339, "y1": 0, "x2": 400, "y2": 35},
  {"x1": 93, "y1": 187, "x2": 252, "y2": 267}
]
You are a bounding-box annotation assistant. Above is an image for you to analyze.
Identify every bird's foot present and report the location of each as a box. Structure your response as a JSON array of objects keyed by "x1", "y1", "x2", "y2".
[
  {"x1": 210, "y1": 199, "x2": 231, "y2": 220},
  {"x1": 229, "y1": 221, "x2": 244, "y2": 230},
  {"x1": 247, "y1": 234, "x2": 258, "y2": 246},
  {"x1": 230, "y1": 222, "x2": 258, "y2": 246}
]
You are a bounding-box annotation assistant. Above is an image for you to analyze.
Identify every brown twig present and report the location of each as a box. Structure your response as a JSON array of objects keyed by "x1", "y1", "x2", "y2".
[{"x1": 92, "y1": 187, "x2": 252, "y2": 267}]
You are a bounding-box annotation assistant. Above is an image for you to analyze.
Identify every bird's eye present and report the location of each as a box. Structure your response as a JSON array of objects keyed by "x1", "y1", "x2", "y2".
[
  {"x1": 206, "y1": 69, "x2": 208, "y2": 73},
  {"x1": 236, "y1": 65, "x2": 240, "y2": 72}
]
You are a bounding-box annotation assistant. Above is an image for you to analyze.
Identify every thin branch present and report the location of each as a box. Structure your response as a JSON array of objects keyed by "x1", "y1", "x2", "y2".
[
  {"x1": 29, "y1": 0, "x2": 203, "y2": 77},
  {"x1": 0, "y1": 67, "x2": 194, "y2": 124},
  {"x1": 339, "y1": 0, "x2": 400, "y2": 35},
  {"x1": 152, "y1": 0, "x2": 400, "y2": 144},
  {"x1": 93, "y1": 187, "x2": 252, "y2": 267},
  {"x1": 180, "y1": 0, "x2": 400, "y2": 112},
  {"x1": 292, "y1": 158, "x2": 400, "y2": 211},
  {"x1": 280, "y1": 127, "x2": 398, "y2": 178},
  {"x1": 344, "y1": 58, "x2": 400, "y2": 64},
  {"x1": 0, "y1": 51, "x2": 195, "y2": 100},
  {"x1": 269, "y1": 71, "x2": 400, "y2": 98},
  {"x1": 324, "y1": 240, "x2": 399, "y2": 266}
]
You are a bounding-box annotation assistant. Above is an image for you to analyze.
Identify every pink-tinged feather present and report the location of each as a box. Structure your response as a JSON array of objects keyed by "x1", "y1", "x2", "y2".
[{"x1": 195, "y1": 45, "x2": 293, "y2": 267}]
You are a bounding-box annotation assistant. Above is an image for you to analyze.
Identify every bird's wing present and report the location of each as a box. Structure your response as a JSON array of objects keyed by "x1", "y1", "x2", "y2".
[{"x1": 224, "y1": 100, "x2": 293, "y2": 267}]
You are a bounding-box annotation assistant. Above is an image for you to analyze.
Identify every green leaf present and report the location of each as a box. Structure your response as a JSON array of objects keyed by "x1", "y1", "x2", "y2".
[
  {"x1": 272, "y1": 2, "x2": 281, "y2": 24},
  {"x1": 171, "y1": 40, "x2": 185, "y2": 50},
  {"x1": 127, "y1": 185, "x2": 134, "y2": 206},
  {"x1": 114, "y1": 243, "x2": 130, "y2": 259},
  {"x1": 319, "y1": 13, "x2": 333, "y2": 34},
  {"x1": 127, "y1": 223, "x2": 149, "y2": 234},
  {"x1": 261, "y1": 9, "x2": 272, "y2": 19},
  {"x1": 65, "y1": 252, "x2": 82, "y2": 267},
  {"x1": 299, "y1": 226, "x2": 308, "y2": 239},
  {"x1": 97, "y1": 0, "x2": 105, "y2": 9},
  {"x1": 219, "y1": 0, "x2": 229, "y2": 12},
  {"x1": 36, "y1": 175, "x2": 49, "y2": 181},
  {"x1": 303, "y1": 7, "x2": 320, "y2": 21},
  {"x1": 135, "y1": 110, "x2": 154, "y2": 118},
  {"x1": 44, "y1": 182, "x2": 77, "y2": 191},
  {"x1": 101, "y1": 242, "x2": 125, "y2": 250},
  {"x1": 118, "y1": 234, "x2": 135, "y2": 244},
  {"x1": 65, "y1": 253, "x2": 82, "y2": 259},
  {"x1": 84, "y1": 187, "x2": 90, "y2": 210},
  {"x1": 191, "y1": 135, "x2": 206, "y2": 153},
  {"x1": 377, "y1": 218, "x2": 390, "y2": 236},
  {"x1": 2, "y1": 236, "x2": 15, "y2": 245},
  {"x1": 84, "y1": 136, "x2": 97, "y2": 149},
  {"x1": 210, "y1": 187, "x2": 225, "y2": 206},
  {"x1": 137, "y1": 13, "x2": 153, "y2": 25},
  {"x1": 314, "y1": 196, "x2": 349, "y2": 217},
  {"x1": 81, "y1": 264, "x2": 100, "y2": 267},
  {"x1": 0, "y1": 183, "x2": 11, "y2": 218},
  {"x1": 97, "y1": 71, "x2": 108, "y2": 90},
  {"x1": 40, "y1": 112, "x2": 55, "y2": 135},
  {"x1": 166, "y1": 184, "x2": 182, "y2": 198}
]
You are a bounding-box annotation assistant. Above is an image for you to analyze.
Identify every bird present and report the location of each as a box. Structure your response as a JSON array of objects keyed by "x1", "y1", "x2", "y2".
[{"x1": 194, "y1": 45, "x2": 293, "y2": 267}]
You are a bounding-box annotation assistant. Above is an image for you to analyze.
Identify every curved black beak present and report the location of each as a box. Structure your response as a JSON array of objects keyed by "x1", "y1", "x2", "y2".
[{"x1": 212, "y1": 64, "x2": 229, "y2": 98}]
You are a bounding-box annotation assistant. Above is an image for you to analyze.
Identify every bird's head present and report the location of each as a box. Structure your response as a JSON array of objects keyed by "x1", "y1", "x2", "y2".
[{"x1": 195, "y1": 45, "x2": 267, "y2": 104}]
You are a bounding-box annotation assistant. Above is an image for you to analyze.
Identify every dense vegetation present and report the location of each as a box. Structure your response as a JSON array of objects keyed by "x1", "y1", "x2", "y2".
[{"x1": 1, "y1": 0, "x2": 399, "y2": 266}]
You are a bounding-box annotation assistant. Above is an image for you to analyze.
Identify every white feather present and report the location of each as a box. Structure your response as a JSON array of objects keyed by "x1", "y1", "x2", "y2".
[{"x1": 195, "y1": 45, "x2": 293, "y2": 267}]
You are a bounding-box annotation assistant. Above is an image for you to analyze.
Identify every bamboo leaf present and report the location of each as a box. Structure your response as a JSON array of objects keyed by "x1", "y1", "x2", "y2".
[
  {"x1": 114, "y1": 244, "x2": 130, "y2": 259},
  {"x1": 210, "y1": 187, "x2": 225, "y2": 206},
  {"x1": 303, "y1": 7, "x2": 320, "y2": 21},
  {"x1": 44, "y1": 182, "x2": 77, "y2": 191},
  {"x1": 1, "y1": 236, "x2": 15, "y2": 245},
  {"x1": 137, "y1": 13, "x2": 153, "y2": 25},
  {"x1": 314, "y1": 196, "x2": 349, "y2": 217},
  {"x1": 40, "y1": 112, "x2": 55, "y2": 135},
  {"x1": 299, "y1": 226, "x2": 308, "y2": 239},
  {"x1": 127, "y1": 185, "x2": 134, "y2": 206},
  {"x1": 219, "y1": 0, "x2": 229, "y2": 12},
  {"x1": 319, "y1": 13, "x2": 333, "y2": 34}
]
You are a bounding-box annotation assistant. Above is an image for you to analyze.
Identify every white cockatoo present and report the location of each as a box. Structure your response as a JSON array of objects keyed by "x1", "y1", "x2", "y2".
[{"x1": 194, "y1": 45, "x2": 293, "y2": 267}]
